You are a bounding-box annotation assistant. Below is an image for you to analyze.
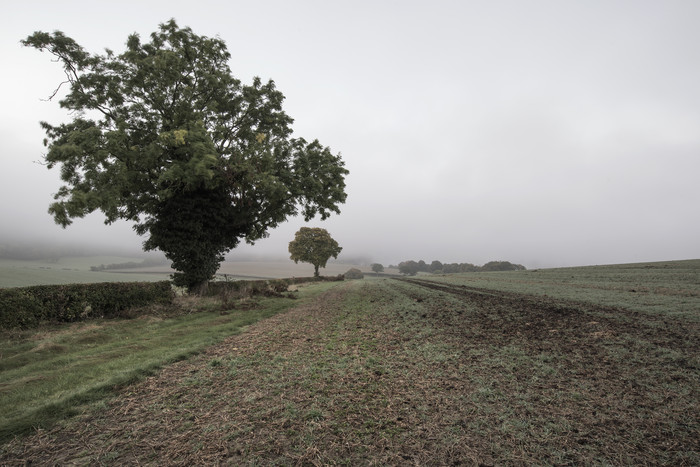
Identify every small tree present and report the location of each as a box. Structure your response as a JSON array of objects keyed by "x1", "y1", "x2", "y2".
[
  {"x1": 344, "y1": 268, "x2": 364, "y2": 280},
  {"x1": 398, "y1": 260, "x2": 419, "y2": 276},
  {"x1": 371, "y1": 263, "x2": 384, "y2": 273},
  {"x1": 288, "y1": 227, "x2": 342, "y2": 277}
]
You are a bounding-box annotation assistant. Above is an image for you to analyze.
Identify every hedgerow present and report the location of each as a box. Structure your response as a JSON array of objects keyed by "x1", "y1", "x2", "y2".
[
  {"x1": 206, "y1": 275, "x2": 344, "y2": 299},
  {"x1": 0, "y1": 275, "x2": 345, "y2": 330},
  {"x1": 0, "y1": 282, "x2": 174, "y2": 329}
]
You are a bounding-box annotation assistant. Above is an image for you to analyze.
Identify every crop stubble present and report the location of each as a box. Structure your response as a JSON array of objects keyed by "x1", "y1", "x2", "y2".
[{"x1": 1, "y1": 276, "x2": 698, "y2": 465}]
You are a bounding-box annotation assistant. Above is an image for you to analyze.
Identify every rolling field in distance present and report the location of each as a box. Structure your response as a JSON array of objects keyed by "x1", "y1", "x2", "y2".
[
  {"x1": 130, "y1": 260, "x2": 375, "y2": 280},
  {"x1": 1, "y1": 259, "x2": 698, "y2": 464},
  {"x1": 0, "y1": 257, "x2": 372, "y2": 288},
  {"x1": 0, "y1": 256, "x2": 166, "y2": 288},
  {"x1": 430, "y1": 259, "x2": 700, "y2": 319}
]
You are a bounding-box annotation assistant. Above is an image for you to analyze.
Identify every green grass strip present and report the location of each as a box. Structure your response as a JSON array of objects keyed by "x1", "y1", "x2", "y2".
[{"x1": 0, "y1": 282, "x2": 338, "y2": 443}]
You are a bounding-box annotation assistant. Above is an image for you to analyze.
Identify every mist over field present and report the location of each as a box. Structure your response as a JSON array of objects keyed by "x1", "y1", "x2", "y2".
[
  {"x1": 2, "y1": 3, "x2": 699, "y2": 458},
  {"x1": 2, "y1": 1, "x2": 700, "y2": 269}
]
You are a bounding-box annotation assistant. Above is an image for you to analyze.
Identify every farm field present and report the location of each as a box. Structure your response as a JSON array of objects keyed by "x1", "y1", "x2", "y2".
[
  {"x1": 1, "y1": 260, "x2": 699, "y2": 464},
  {"x1": 0, "y1": 257, "x2": 371, "y2": 288},
  {"x1": 0, "y1": 257, "x2": 167, "y2": 288},
  {"x1": 430, "y1": 259, "x2": 700, "y2": 319}
]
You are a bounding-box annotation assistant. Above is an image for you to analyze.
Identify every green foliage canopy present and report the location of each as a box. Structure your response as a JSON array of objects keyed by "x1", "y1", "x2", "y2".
[
  {"x1": 397, "y1": 259, "x2": 525, "y2": 274},
  {"x1": 398, "y1": 260, "x2": 420, "y2": 276},
  {"x1": 344, "y1": 268, "x2": 364, "y2": 280},
  {"x1": 22, "y1": 20, "x2": 348, "y2": 292},
  {"x1": 288, "y1": 227, "x2": 342, "y2": 277}
]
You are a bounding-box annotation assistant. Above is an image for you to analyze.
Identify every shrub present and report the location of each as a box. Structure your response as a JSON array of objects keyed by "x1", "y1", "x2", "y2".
[
  {"x1": 344, "y1": 268, "x2": 364, "y2": 280},
  {"x1": 0, "y1": 290, "x2": 43, "y2": 328},
  {"x1": 269, "y1": 279, "x2": 291, "y2": 293},
  {"x1": 398, "y1": 261, "x2": 419, "y2": 276},
  {"x1": 0, "y1": 281, "x2": 174, "y2": 329}
]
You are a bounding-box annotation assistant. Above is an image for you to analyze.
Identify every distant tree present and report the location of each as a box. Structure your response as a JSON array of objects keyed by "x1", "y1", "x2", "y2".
[
  {"x1": 344, "y1": 268, "x2": 364, "y2": 280},
  {"x1": 459, "y1": 263, "x2": 478, "y2": 272},
  {"x1": 22, "y1": 21, "x2": 348, "y2": 293},
  {"x1": 288, "y1": 227, "x2": 342, "y2": 277},
  {"x1": 442, "y1": 263, "x2": 461, "y2": 274},
  {"x1": 398, "y1": 260, "x2": 420, "y2": 276},
  {"x1": 417, "y1": 260, "x2": 428, "y2": 272},
  {"x1": 481, "y1": 261, "x2": 526, "y2": 271},
  {"x1": 371, "y1": 263, "x2": 384, "y2": 273},
  {"x1": 429, "y1": 260, "x2": 443, "y2": 273}
]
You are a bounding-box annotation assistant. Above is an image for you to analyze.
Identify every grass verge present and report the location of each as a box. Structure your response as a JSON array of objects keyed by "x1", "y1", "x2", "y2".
[{"x1": 0, "y1": 281, "x2": 337, "y2": 443}]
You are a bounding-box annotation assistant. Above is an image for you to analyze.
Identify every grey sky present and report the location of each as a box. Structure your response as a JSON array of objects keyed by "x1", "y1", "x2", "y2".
[{"x1": 2, "y1": 0, "x2": 699, "y2": 268}]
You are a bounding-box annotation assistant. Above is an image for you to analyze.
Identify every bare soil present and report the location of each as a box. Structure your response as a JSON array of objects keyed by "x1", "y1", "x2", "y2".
[{"x1": 2, "y1": 278, "x2": 698, "y2": 465}]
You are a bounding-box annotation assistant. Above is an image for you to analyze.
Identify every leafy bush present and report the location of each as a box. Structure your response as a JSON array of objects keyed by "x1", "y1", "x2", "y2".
[
  {"x1": 0, "y1": 282, "x2": 174, "y2": 329},
  {"x1": 0, "y1": 290, "x2": 43, "y2": 329},
  {"x1": 399, "y1": 261, "x2": 420, "y2": 276},
  {"x1": 344, "y1": 268, "x2": 364, "y2": 280}
]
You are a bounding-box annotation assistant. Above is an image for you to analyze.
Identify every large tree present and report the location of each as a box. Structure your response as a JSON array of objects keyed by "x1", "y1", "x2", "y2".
[
  {"x1": 23, "y1": 20, "x2": 348, "y2": 292},
  {"x1": 288, "y1": 227, "x2": 342, "y2": 277}
]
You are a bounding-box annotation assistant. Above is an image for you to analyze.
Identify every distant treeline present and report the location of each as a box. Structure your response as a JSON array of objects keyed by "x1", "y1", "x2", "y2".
[
  {"x1": 0, "y1": 242, "x2": 163, "y2": 262},
  {"x1": 90, "y1": 258, "x2": 167, "y2": 272},
  {"x1": 0, "y1": 243, "x2": 91, "y2": 261},
  {"x1": 390, "y1": 260, "x2": 526, "y2": 276}
]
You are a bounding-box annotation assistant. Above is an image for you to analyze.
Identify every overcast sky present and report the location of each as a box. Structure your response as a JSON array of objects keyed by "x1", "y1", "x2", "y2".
[{"x1": 2, "y1": 0, "x2": 699, "y2": 268}]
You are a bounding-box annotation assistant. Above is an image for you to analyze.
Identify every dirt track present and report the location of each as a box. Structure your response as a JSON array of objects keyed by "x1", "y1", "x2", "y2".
[{"x1": 2, "y1": 278, "x2": 698, "y2": 465}]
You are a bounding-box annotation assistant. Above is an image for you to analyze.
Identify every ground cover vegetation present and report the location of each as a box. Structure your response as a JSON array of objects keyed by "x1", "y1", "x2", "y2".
[
  {"x1": 22, "y1": 20, "x2": 348, "y2": 292},
  {"x1": 0, "y1": 280, "x2": 339, "y2": 444},
  {"x1": 434, "y1": 259, "x2": 700, "y2": 320},
  {"x1": 1, "y1": 260, "x2": 697, "y2": 464}
]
